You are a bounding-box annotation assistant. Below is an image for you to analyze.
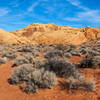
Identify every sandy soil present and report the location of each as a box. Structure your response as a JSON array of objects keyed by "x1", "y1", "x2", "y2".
[{"x1": 0, "y1": 56, "x2": 100, "y2": 100}]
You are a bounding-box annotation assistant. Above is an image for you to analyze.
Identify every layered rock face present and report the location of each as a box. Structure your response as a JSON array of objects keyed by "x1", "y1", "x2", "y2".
[
  {"x1": 0, "y1": 29, "x2": 30, "y2": 44},
  {"x1": 1, "y1": 23, "x2": 100, "y2": 44},
  {"x1": 84, "y1": 26, "x2": 100, "y2": 40}
]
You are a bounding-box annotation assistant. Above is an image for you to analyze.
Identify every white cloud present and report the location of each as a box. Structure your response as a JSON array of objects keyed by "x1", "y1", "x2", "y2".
[
  {"x1": 8, "y1": 0, "x2": 20, "y2": 7},
  {"x1": 65, "y1": 0, "x2": 100, "y2": 23},
  {"x1": 67, "y1": 0, "x2": 89, "y2": 10},
  {"x1": 27, "y1": 2, "x2": 39, "y2": 12},
  {"x1": 65, "y1": 10, "x2": 100, "y2": 23},
  {"x1": 0, "y1": 8, "x2": 10, "y2": 16},
  {"x1": 27, "y1": 0, "x2": 49, "y2": 12},
  {"x1": 67, "y1": 0, "x2": 80, "y2": 6}
]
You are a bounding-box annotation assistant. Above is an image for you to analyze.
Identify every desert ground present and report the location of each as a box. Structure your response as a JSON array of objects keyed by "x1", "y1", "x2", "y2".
[{"x1": 0, "y1": 24, "x2": 100, "y2": 100}]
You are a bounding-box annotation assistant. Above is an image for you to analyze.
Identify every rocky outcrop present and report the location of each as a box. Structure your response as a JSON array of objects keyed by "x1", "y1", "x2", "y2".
[
  {"x1": 84, "y1": 26, "x2": 100, "y2": 40},
  {"x1": 2, "y1": 23, "x2": 100, "y2": 44},
  {"x1": 0, "y1": 29, "x2": 30, "y2": 44}
]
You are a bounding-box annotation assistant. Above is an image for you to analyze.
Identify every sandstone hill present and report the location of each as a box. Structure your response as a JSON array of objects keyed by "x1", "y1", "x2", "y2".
[
  {"x1": 0, "y1": 23, "x2": 100, "y2": 44},
  {"x1": 0, "y1": 29, "x2": 30, "y2": 44}
]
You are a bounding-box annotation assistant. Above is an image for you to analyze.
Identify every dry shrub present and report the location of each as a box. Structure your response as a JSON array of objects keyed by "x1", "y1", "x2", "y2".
[{"x1": 55, "y1": 43, "x2": 67, "y2": 51}]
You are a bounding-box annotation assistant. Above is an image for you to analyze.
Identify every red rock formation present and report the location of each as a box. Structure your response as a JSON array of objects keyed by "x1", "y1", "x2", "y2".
[
  {"x1": 1, "y1": 23, "x2": 100, "y2": 44},
  {"x1": 0, "y1": 29, "x2": 30, "y2": 44}
]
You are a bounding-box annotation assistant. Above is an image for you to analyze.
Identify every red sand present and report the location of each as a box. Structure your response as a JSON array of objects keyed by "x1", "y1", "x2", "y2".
[{"x1": 0, "y1": 57, "x2": 100, "y2": 100}]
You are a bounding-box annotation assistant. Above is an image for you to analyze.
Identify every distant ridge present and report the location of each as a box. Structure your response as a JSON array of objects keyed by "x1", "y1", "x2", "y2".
[{"x1": 0, "y1": 23, "x2": 100, "y2": 44}]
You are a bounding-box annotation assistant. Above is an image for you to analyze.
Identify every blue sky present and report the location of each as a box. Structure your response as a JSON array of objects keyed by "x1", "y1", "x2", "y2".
[{"x1": 0, "y1": 0, "x2": 100, "y2": 31}]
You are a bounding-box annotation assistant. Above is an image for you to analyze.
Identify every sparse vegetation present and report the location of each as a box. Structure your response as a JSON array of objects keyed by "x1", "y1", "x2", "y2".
[
  {"x1": 64, "y1": 53, "x2": 72, "y2": 58},
  {"x1": 32, "y1": 49, "x2": 40, "y2": 57},
  {"x1": 9, "y1": 64, "x2": 34, "y2": 84},
  {"x1": 80, "y1": 80, "x2": 96, "y2": 91},
  {"x1": 0, "y1": 57, "x2": 8, "y2": 65},
  {"x1": 55, "y1": 43, "x2": 67, "y2": 51},
  {"x1": 24, "y1": 53, "x2": 33, "y2": 63},
  {"x1": 32, "y1": 57, "x2": 47, "y2": 68},
  {"x1": 79, "y1": 55, "x2": 100, "y2": 68},
  {"x1": 26, "y1": 68, "x2": 57, "y2": 89},
  {"x1": 12, "y1": 56, "x2": 30, "y2": 67},
  {"x1": 1, "y1": 49, "x2": 17, "y2": 59},
  {"x1": 17, "y1": 47, "x2": 32, "y2": 52},
  {"x1": 48, "y1": 57, "x2": 82, "y2": 80},
  {"x1": 70, "y1": 50, "x2": 81, "y2": 56},
  {"x1": 68, "y1": 79, "x2": 96, "y2": 91},
  {"x1": 22, "y1": 81, "x2": 38, "y2": 93},
  {"x1": 44, "y1": 49, "x2": 63, "y2": 59},
  {"x1": 9, "y1": 64, "x2": 57, "y2": 93},
  {"x1": 2, "y1": 40, "x2": 99, "y2": 95}
]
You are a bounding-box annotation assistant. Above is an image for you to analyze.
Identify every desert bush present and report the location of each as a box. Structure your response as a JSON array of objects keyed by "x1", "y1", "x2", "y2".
[
  {"x1": 22, "y1": 81, "x2": 38, "y2": 93},
  {"x1": 37, "y1": 44, "x2": 46, "y2": 48},
  {"x1": 80, "y1": 80, "x2": 96, "y2": 91},
  {"x1": 80, "y1": 48, "x2": 88, "y2": 54},
  {"x1": 24, "y1": 53, "x2": 33, "y2": 63},
  {"x1": 17, "y1": 47, "x2": 32, "y2": 52},
  {"x1": 40, "y1": 69, "x2": 57, "y2": 88},
  {"x1": 0, "y1": 57, "x2": 8, "y2": 65},
  {"x1": 64, "y1": 53, "x2": 72, "y2": 59},
  {"x1": 32, "y1": 50, "x2": 40, "y2": 57},
  {"x1": 34, "y1": 47, "x2": 42, "y2": 52},
  {"x1": 69, "y1": 44, "x2": 77, "y2": 49},
  {"x1": 79, "y1": 55, "x2": 100, "y2": 68},
  {"x1": 68, "y1": 79, "x2": 95, "y2": 91},
  {"x1": 70, "y1": 50, "x2": 81, "y2": 56},
  {"x1": 12, "y1": 56, "x2": 30, "y2": 67},
  {"x1": 43, "y1": 47, "x2": 54, "y2": 52},
  {"x1": 78, "y1": 55, "x2": 92, "y2": 68},
  {"x1": 55, "y1": 43, "x2": 67, "y2": 51},
  {"x1": 44, "y1": 49, "x2": 63, "y2": 59},
  {"x1": 48, "y1": 57, "x2": 82, "y2": 80},
  {"x1": 48, "y1": 44, "x2": 55, "y2": 47},
  {"x1": 68, "y1": 78, "x2": 81, "y2": 89},
  {"x1": 26, "y1": 68, "x2": 57, "y2": 89},
  {"x1": 88, "y1": 49, "x2": 100, "y2": 56},
  {"x1": 1, "y1": 49, "x2": 15, "y2": 54},
  {"x1": 93, "y1": 47, "x2": 100, "y2": 53},
  {"x1": 9, "y1": 64, "x2": 34, "y2": 84},
  {"x1": 92, "y1": 56, "x2": 100, "y2": 68},
  {"x1": 64, "y1": 49, "x2": 70, "y2": 53},
  {"x1": 9, "y1": 65, "x2": 57, "y2": 93},
  {"x1": 80, "y1": 47, "x2": 100, "y2": 56},
  {"x1": 1, "y1": 49, "x2": 17, "y2": 59},
  {"x1": 5, "y1": 53, "x2": 17, "y2": 59},
  {"x1": 32, "y1": 57, "x2": 47, "y2": 68}
]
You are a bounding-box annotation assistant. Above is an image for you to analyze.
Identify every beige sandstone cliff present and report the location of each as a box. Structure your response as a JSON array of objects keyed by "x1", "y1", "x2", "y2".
[{"x1": 0, "y1": 23, "x2": 100, "y2": 44}]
